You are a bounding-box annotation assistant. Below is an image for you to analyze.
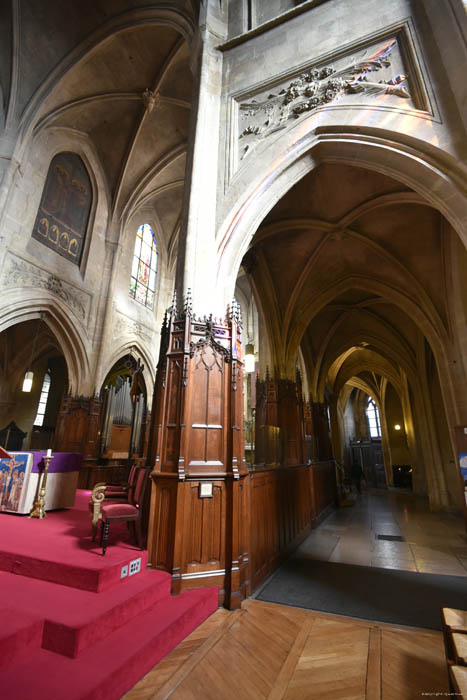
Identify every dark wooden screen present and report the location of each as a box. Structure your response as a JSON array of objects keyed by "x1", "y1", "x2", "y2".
[{"x1": 32, "y1": 152, "x2": 91, "y2": 264}]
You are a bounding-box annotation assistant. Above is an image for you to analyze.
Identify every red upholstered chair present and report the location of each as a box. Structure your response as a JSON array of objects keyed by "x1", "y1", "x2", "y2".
[
  {"x1": 102, "y1": 464, "x2": 139, "y2": 498},
  {"x1": 100, "y1": 467, "x2": 149, "y2": 555},
  {"x1": 89, "y1": 465, "x2": 140, "y2": 541}
]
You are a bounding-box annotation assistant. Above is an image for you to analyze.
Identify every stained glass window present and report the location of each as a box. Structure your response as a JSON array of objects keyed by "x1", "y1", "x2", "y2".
[
  {"x1": 366, "y1": 398, "x2": 381, "y2": 438},
  {"x1": 129, "y1": 224, "x2": 158, "y2": 309},
  {"x1": 34, "y1": 373, "x2": 51, "y2": 427}
]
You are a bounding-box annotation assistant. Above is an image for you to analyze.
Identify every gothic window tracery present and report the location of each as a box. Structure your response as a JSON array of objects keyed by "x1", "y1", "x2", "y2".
[{"x1": 129, "y1": 224, "x2": 158, "y2": 310}]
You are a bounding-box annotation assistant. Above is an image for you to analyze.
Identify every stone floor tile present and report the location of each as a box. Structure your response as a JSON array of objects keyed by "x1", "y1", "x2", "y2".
[
  {"x1": 329, "y1": 550, "x2": 372, "y2": 566},
  {"x1": 371, "y1": 558, "x2": 417, "y2": 572},
  {"x1": 295, "y1": 489, "x2": 465, "y2": 577},
  {"x1": 416, "y1": 562, "x2": 467, "y2": 576}
]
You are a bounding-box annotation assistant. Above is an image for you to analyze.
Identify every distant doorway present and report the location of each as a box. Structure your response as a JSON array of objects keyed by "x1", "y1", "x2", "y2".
[{"x1": 350, "y1": 438, "x2": 387, "y2": 489}]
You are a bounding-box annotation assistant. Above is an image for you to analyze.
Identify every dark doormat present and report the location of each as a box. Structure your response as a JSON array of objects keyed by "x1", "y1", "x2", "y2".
[{"x1": 256, "y1": 558, "x2": 467, "y2": 630}]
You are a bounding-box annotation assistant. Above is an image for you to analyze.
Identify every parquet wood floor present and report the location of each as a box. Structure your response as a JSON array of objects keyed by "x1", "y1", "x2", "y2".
[{"x1": 124, "y1": 600, "x2": 449, "y2": 700}]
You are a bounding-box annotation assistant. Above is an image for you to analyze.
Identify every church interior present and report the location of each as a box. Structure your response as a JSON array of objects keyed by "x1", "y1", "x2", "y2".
[{"x1": 1, "y1": 0, "x2": 467, "y2": 698}]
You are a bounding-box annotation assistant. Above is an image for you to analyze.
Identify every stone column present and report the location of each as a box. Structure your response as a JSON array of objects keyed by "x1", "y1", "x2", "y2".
[
  {"x1": 379, "y1": 407, "x2": 393, "y2": 487},
  {"x1": 175, "y1": 0, "x2": 227, "y2": 316}
]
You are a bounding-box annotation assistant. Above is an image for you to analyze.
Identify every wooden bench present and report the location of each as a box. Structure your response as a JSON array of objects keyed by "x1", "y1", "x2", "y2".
[
  {"x1": 442, "y1": 608, "x2": 467, "y2": 663},
  {"x1": 452, "y1": 633, "x2": 467, "y2": 667},
  {"x1": 442, "y1": 608, "x2": 467, "y2": 697},
  {"x1": 450, "y1": 665, "x2": 467, "y2": 698}
]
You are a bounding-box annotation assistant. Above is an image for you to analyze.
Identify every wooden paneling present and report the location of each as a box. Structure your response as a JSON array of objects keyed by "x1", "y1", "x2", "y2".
[
  {"x1": 108, "y1": 424, "x2": 130, "y2": 453},
  {"x1": 77, "y1": 463, "x2": 126, "y2": 490},
  {"x1": 279, "y1": 380, "x2": 304, "y2": 466},
  {"x1": 310, "y1": 461, "x2": 337, "y2": 526},
  {"x1": 148, "y1": 310, "x2": 338, "y2": 606},
  {"x1": 250, "y1": 466, "x2": 310, "y2": 590},
  {"x1": 312, "y1": 402, "x2": 333, "y2": 461},
  {"x1": 185, "y1": 482, "x2": 225, "y2": 570},
  {"x1": 255, "y1": 425, "x2": 281, "y2": 467},
  {"x1": 147, "y1": 310, "x2": 249, "y2": 608},
  {"x1": 304, "y1": 402, "x2": 313, "y2": 436},
  {"x1": 256, "y1": 376, "x2": 305, "y2": 467},
  {"x1": 53, "y1": 394, "x2": 102, "y2": 460},
  {"x1": 148, "y1": 476, "x2": 178, "y2": 572},
  {"x1": 249, "y1": 463, "x2": 336, "y2": 590}
]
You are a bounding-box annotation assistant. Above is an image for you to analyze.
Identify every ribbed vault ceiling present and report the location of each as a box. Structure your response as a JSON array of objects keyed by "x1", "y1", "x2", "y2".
[
  {"x1": 245, "y1": 161, "x2": 457, "y2": 401},
  {"x1": 2, "y1": 2, "x2": 196, "y2": 263}
]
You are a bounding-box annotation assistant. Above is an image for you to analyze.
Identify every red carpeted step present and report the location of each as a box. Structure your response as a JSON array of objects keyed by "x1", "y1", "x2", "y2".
[
  {"x1": 0, "y1": 548, "x2": 149, "y2": 592},
  {"x1": 0, "y1": 608, "x2": 44, "y2": 668},
  {"x1": 0, "y1": 587, "x2": 218, "y2": 700},
  {"x1": 0, "y1": 491, "x2": 148, "y2": 592},
  {"x1": 0, "y1": 568, "x2": 172, "y2": 658}
]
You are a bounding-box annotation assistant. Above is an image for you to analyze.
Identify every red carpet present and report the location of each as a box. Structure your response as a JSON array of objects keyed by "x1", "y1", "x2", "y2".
[
  {"x1": 0, "y1": 490, "x2": 218, "y2": 699},
  {"x1": 0, "y1": 490, "x2": 150, "y2": 591}
]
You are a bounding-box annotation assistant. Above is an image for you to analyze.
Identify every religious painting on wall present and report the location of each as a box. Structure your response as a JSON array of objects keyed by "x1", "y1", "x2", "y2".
[
  {"x1": 31, "y1": 152, "x2": 92, "y2": 265},
  {"x1": 0, "y1": 454, "x2": 28, "y2": 512},
  {"x1": 459, "y1": 452, "x2": 467, "y2": 506}
]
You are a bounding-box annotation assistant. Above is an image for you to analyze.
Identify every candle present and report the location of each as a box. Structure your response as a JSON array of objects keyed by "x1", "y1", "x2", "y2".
[{"x1": 46, "y1": 448, "x2": 52, "y2": 458}]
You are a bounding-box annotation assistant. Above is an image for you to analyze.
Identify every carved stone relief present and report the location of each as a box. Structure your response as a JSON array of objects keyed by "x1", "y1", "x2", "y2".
[
  {"x1": 2, "y1": 252, "x2": 91, "y2": 321},
  {"x1": 113, "y1": 309, "x2": 154, "y2": 344},
  {"x1": 236, "y1": 37, "x2": 417, "y2": 164}
]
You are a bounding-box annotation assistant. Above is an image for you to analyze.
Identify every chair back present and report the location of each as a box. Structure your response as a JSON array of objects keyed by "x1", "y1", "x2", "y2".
[
  {"x1": 128, "y1": 463, "x2": 139, "y2": 487},
  {"x1": 130, "y1": 467, "x2": 149, "y2": 508},
  {"x1": 125, "y1": 465, "x2": 140, "y2": 503}
]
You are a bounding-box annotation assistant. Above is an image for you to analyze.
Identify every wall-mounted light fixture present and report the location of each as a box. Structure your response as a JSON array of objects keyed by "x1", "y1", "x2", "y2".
[
  {"x1": 22, "y1": 371, "x2": 34, "y2": 393},
  {"x1": 244, "y1": 343, "x2": 255, "y2": 373},
  {"x1": 394, "y1": 424, "x2": 401, "y2": 431}
]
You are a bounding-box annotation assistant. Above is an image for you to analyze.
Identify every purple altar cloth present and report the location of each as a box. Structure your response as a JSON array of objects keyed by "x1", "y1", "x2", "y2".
[{"x1": 31, "y1": 452, "x2": 83, "y2": 474}]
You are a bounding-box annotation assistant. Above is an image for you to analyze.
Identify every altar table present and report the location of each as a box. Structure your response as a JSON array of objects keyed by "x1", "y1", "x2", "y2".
[{"x1": 0, "y1": 452, "x2": 82, "y2": 514}]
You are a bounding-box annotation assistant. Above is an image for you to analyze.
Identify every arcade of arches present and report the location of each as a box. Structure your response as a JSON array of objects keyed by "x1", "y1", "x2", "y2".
[{"x1": 1, "y1": 0, "x2": 467, "y2": 610}]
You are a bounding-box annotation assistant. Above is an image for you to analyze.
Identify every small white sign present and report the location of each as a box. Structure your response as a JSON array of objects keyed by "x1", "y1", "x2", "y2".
[{"x1": 199, "y1": 482, "x2": 213, "y2": 498}]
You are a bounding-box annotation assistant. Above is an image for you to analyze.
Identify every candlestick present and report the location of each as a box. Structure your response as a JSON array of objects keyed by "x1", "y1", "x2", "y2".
[{"x1": 29, "y1": 455, "x2": 53, "y2": 519}]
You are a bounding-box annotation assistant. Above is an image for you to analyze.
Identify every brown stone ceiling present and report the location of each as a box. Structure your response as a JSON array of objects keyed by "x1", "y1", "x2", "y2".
[{"x1": 245, "y1": 162, "x2": 454, "y2": 399}]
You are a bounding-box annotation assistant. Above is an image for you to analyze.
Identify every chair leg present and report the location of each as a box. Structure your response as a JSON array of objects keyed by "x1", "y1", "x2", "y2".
[
  {"x1": 135, "y1": 519, "x2": 143, "y2": 549},
  {"x1": 92, "y1": 516, "x2": 100, "y2": 542},
  {"x1": 102, "y1": 520, "x2": 110, "y2": 556},
  {"x1": 92, "y1": 502, "x2": 102, "y2": 541}
]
